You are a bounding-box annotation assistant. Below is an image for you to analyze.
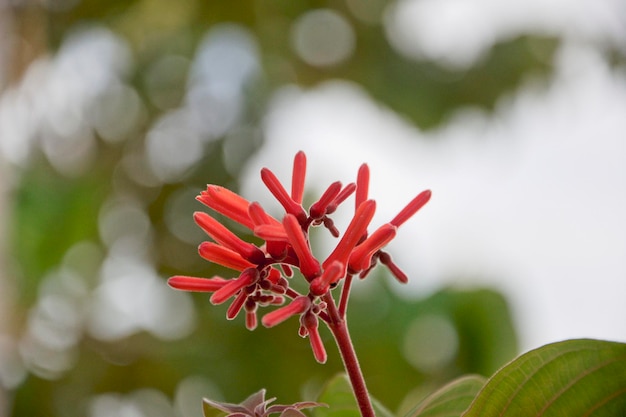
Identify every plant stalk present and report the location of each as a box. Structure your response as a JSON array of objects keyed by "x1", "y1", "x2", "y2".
[{"x1": 323, "y1": 293, "x2": 375, "y2": 417}]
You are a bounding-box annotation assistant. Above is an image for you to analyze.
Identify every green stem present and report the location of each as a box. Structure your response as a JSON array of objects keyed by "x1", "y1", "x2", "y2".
[{"x1": 323, "y1": 293, "x2": 375, "y2": 417}]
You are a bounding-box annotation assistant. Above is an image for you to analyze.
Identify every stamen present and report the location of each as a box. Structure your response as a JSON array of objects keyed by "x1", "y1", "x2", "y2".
[
  {"x1": 194, "y1": 212, "x2": 265, "y2": 264},
  {"x1": 291, "y1": 151, "x2": 307, "y2": 204},
  {"x1": 261, "y1": 168, "x2": 307, "y2": 223},
  {"x1": 262, "y1": 296, "x2": 311, "y2": 328},
  {"x1": 309, "y1": 181, "x2": 342, "y2": 219},
  {"x1": 211, "y1": 268, "x2": 259, "y2": 305},
  {"x1": 390, "y1": 189, "x2": 432, "y2": 228},
  {"x1": 283, "y1": 214, "x2": 321, "y2": 280},
  {"x1": 323, "y1": 200, "x2": 376, "y2": 270},
  {"x1": 199, "y1": 242, "x2": 256, "y2": 271},
  {"x1": 348, "y1": 224, "x2": 397, "y2": 272},
  {"x1": 168, "y1": 275, "x2": 228, "y2": 292}
]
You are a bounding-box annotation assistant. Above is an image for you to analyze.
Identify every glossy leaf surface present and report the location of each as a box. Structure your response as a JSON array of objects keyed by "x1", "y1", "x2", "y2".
[
  {"x1": 463, "y1": 339, "x2": 626, "y2": 417},
  {"x1": 405, "y1": 375, "x2": 486, "y2": 417}
]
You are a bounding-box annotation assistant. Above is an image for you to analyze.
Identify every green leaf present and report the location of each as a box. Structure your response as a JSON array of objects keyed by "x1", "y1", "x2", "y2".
[
  {"x1": 313, "y1": 374, "x2": 393, "y2": 417},
  {"x1": 405, "y1": 375, "x2": 486, "y2": 417},
  {"x1": 463, "y1": 339, "x2": 626, "y2": 417}
]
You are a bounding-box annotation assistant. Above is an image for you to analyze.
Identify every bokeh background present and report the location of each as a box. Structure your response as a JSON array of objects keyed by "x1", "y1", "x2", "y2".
[{"x1": 1, "y1": 1, "x2": 625, "y2": 416}]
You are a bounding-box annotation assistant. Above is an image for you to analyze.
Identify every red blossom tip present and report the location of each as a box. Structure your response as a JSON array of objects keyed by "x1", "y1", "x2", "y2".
[
  {"x1": 310, "y1": 261, "x2": 344, "y2": 296},
  {"x1": 197, "y1": 185, "x2": 255, "y2": 230},
  {"x1": 283, "y1": 214, "x2": 321, "y2": 280},
  {"x1": 210, "y1": 268, "x2": 259, "y2": 305},
  {"x1": 261, "y1": 168, "x2": 307, "y2": 223},
  {"x1": 167, "y1": 275, "x2": 229, "y2": 292},
  {"x1": 194, "y1": 212, "x2": 265, "y2": 264},
  {"x1": 301, "y1": 311, "x2": 327, "y2": 364},
  {"x1": 291, "y1": 151, "x2": 307, "y2": 204},
  {"x1": 390, "y1": 189, "x2": 432, "y2": 228},
  {"x1": 261, "y1": 296, "x2": 311, "y2": 328},
  {"x1": 323, "y1": 199, "x2": 376, "y2": 271},
  {"x1": 355, "y1": 164, "x2": 370, "y2": 210},
  {"x1": 348, "y1": 224, "x2": 397, "y2": 272},
  {"x1": 309, "y1": 181, "x2": 342, "y2": 219},
  {"x1": 199, "y1": 242, "x2": 256, "y2": 271}
]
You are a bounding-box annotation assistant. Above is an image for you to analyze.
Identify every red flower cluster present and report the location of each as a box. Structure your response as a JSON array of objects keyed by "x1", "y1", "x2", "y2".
[{"x1": 168, "y1": 151, "x2": 431, "y2": 363}]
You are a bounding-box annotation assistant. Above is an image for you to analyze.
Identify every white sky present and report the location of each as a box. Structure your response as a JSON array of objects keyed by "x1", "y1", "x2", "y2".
[{"x1": 240, "y1": 36, "x2": 626, "y2": 351}]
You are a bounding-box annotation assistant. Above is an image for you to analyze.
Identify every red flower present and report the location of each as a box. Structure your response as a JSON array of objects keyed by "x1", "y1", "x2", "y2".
[{"x1": 168, "y1": 151, "x2": 431, "y2": 362}]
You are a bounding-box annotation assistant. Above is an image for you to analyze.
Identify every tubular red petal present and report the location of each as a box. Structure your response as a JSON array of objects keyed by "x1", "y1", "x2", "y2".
[
  {"x1": 245, "y1": 310, "x2": 258, "y2": 330},
  {"x1": 283, "y1": 214, "x2": 321, "y2": 280},
  {"x1": 355, "y1": 164, "x2": 370, "y2": 210},
  {"x1": 199, "y1": 242, "x2": 255, "y2": 271},
  {"x1": 301, "y1": 312, "x2": 326, "y2": 364},
  {"x1": 348, "y1": 224, "x2": 397, "y2": 272},
  {"x1": 378, "y1": 252, "x2": 408, "y2": 283},
  {"x1": 245, "y1": 299, "x2": 258, "y2": 330},
  {"x1": 194, "y1": 212, "x2": 265, "y2": 264},
  {"x1": 308, "y1": 326, "x2": 327, "y2": 364},
  {"x1": 168, "y1": 275, "x2": 229, "y2": 292},
  {"x1": 248, "y1": 201, "x2": 281, "y2": 227},
  {"x1": 254, "y1": 224, "x2": 289, "y2": 242},
  {"x1": 261, "y1": 296, "x2": 311, "y2": 328},
  {"x1": 326, "y1": 182, "x2": 356, "y2": 215},
  {"x1": 322, "y1": 217, "x2": 340, "y2": 238},
  {"x1": 323, "y1": 200, "x2": 376, "y2": 270},
  {"x1": 291, "y1": 151, "x2": 307, "y2": 204},
  {"x1": 261, "y1": 168, "x2": 307, "y2": 223},
  {"x1": 265, "y1": 267, "x2": 283, "y2": 284},
  {"x1": 226, "y1": 291, "x2": 248, "y2": 319},
  {"x1": 197, "y1": 186, "x2": 255, "y2": 230},
  {"x1": 211, "y1": 268, "x2": 259, "y2": 305},
  {"x1": 310, "y1": 261, "x2": 344, "y2": 296},
  {"x1": 265, "y1": 241, "x2": 289, "y2": 261},
  {"x1": 280, "y1": 263, "x2": 293, "y2": 277},
  {"x1": 309, "y1": 181, "x2": 342, "y2": 219},
  {"x1": 390, "y1": 189, "x2": 432, "y2": 228}
]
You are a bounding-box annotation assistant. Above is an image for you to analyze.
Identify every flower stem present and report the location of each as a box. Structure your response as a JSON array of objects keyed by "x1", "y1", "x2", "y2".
[
  {"x1": 338, "y1": 274, "x2": 353, "y2": 318},
  {"x1": 323, "y1": 293, "x2": 375, "y2": 417}
]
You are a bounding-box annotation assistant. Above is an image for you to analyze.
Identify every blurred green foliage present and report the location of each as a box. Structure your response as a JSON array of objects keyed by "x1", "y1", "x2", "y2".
[{"x1": 0, "y1": 0, "x2": 571, "y2": 416}]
